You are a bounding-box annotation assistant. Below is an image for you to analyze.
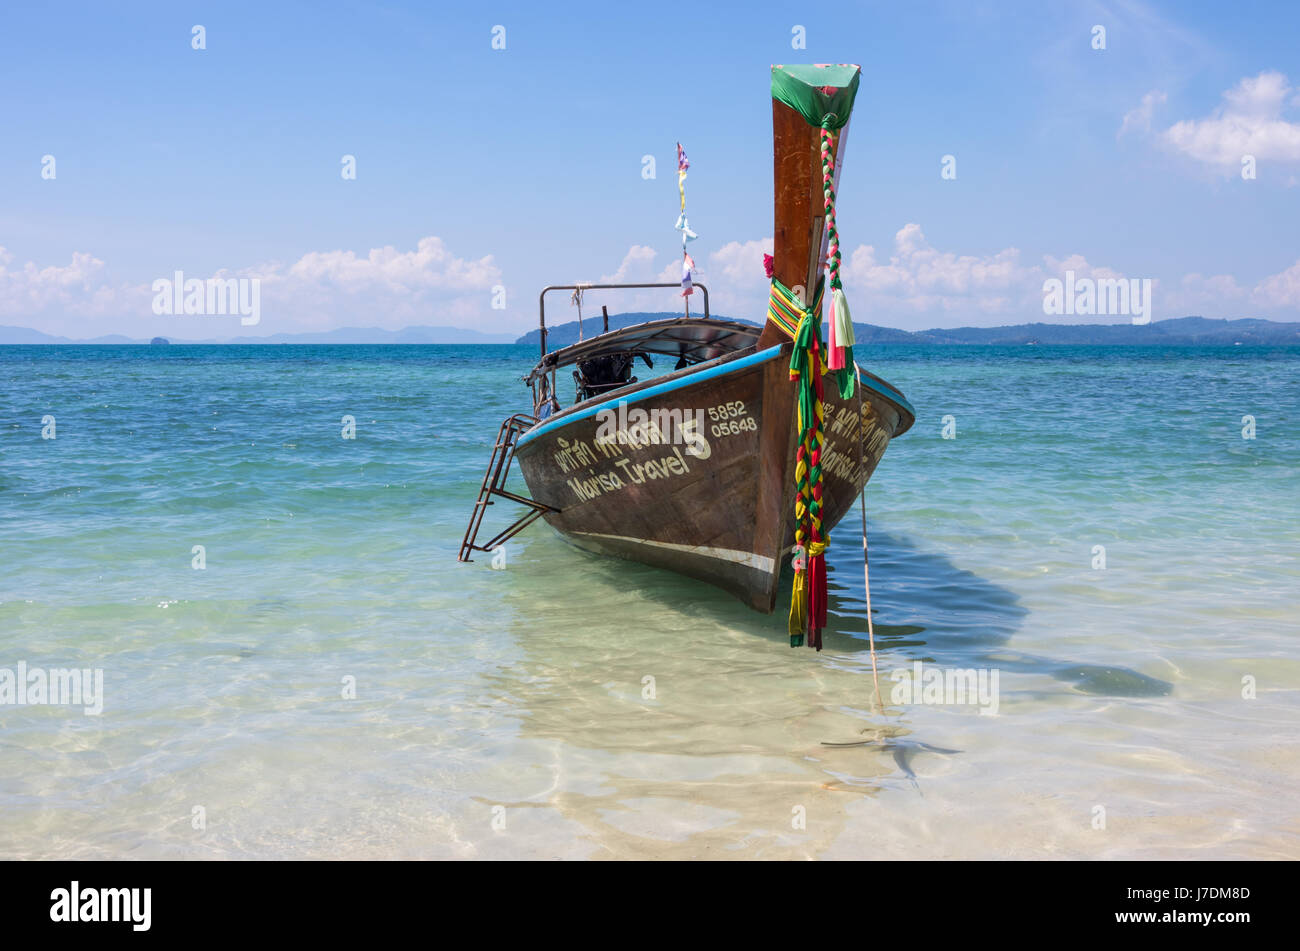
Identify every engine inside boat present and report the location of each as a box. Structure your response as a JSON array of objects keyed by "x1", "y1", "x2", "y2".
[
  {"x1": 526, "y1": 304, "x2": 762, "y2": 417},
  {"x1": 573, "y1": 351, "x2": 652, "y2": 402}
]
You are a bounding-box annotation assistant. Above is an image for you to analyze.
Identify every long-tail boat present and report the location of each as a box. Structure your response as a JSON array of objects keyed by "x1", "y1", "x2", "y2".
[{"x1": 460, "y1": 64, "x2": 915, "y2": 648}]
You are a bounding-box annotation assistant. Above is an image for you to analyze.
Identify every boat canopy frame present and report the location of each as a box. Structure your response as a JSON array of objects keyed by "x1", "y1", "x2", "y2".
[
  {"x1": 535, "y1": 283, "x2": 711, "y2": 359},
  {"x1": 526, "y1": 282, "x2": 766, "y2": 417},
  {"x1": 526, "y1": 316, "x2": 759, "y2": 377}
]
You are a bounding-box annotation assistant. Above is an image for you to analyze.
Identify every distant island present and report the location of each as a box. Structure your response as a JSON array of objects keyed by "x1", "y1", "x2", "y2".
[
  {"x1": 3, "y1": 315, "x2": 1298, "y2": 347},
  {"x1": 520, "y1": 314, "x2": 1300, "y2": 348}
]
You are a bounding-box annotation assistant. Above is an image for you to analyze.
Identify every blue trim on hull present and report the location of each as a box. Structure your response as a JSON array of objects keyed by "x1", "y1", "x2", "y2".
[{"x1": 516, "y1": 346, "x2": 915, "y2": 448}]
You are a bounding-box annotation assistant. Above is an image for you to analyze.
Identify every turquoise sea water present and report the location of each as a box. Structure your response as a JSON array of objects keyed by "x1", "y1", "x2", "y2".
[{"x1": 2, "y1": 343, "x2": 1297, "y2": 859}]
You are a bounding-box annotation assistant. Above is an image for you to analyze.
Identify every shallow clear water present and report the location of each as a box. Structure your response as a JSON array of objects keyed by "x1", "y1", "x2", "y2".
[{"x1": 1, "y1": 343, "x2": 1297, "y2": 859}]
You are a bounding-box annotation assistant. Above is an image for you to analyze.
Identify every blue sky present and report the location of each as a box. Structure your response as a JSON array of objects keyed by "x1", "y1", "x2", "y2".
[{"x1": 2, "y1": 0, "x2": 1299, "y2": 338}]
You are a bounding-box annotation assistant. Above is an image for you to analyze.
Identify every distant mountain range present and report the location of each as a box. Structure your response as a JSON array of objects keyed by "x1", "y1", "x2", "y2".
[
  {"x1": 4, "y1": 315, "x2": 1298, "y2": 347},
  {"x1": 0, "y1": 326, "x2": 145, "y2": 345},
  {"x1": 856, "y1": 316, "x2": 1300, "y2": 345},
  {"x1": 0, "y1": 324, "x2": 517, "y2": 344},
  {"x1": 518, "y1": 314, "x2": 1300, "y2": 347}
]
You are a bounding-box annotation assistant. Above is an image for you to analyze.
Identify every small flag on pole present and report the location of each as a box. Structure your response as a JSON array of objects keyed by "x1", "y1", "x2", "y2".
[{"x1": 675, "y1": 143, "x2": 698, "y2": 308}]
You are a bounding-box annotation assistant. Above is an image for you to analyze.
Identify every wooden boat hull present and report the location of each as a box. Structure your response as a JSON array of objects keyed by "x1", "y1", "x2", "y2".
[{"x1": 513, "y1": 344, "x2": 912, "y2": 612}]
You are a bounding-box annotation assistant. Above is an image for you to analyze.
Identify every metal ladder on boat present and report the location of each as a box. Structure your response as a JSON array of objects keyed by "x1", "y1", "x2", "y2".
[{"x1": 458, "y1": 414, "x2": 556, "y2": 562}]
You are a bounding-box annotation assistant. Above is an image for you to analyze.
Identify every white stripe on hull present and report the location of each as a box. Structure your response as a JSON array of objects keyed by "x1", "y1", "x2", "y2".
[{"x1": 568, "y1": 532, "x2": 775, "y2": 575}]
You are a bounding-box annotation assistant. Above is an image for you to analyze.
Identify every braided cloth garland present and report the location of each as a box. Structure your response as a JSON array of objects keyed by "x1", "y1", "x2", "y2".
[
  {"x1": 768, "y1": 277, "x2": 835, "y2": 649},
  {"x1": 787, "y1": 302, "x2": 830, "y2": 648},
  {"x1": 769, "y1": 117, "x2": 861, "y2": 649},
  {"x1": 767, "y1": 277, "x2": 825, "y2": 340},
  {"x1": 765, "y1": 65, "x2": 864, "y2": 649},
  {"x1": 821, "y1": 122, "x2": 842, "y2": 293},
  {"x1": 821, "y1": 120, "x2": 843, "y2": 296},
  {"x1": 821, "y1": 117, "x2": 856, "y2": 387}
]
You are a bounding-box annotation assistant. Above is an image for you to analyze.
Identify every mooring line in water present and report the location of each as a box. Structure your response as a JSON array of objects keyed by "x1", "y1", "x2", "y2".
[{"x1": 855, "y1": 364, "x2": 883, "y2": 713}]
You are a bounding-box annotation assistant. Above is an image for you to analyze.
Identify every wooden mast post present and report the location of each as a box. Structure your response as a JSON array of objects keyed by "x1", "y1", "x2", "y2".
[{"x1": 756, "y1": 87, "x2": 850, "y2": 351}]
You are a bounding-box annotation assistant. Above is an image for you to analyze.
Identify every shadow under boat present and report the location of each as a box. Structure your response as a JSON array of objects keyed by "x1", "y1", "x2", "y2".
[
  {"x1": 526, "y1": 519, "x2": 1171, "y2": 700},
  {"x1": 818, "y1": 528, "x2": 1172, "y2": 698}
]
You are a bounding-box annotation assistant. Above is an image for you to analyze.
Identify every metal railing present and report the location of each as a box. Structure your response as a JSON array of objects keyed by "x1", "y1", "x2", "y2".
[{"x1": 536, "y1": 282, "x2": 710, "y2": 358}]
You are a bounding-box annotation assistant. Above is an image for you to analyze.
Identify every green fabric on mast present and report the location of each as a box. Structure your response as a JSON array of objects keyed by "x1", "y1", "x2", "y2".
[{"x1": 770, "y1": 64, "x2": 860, "y2": 129}]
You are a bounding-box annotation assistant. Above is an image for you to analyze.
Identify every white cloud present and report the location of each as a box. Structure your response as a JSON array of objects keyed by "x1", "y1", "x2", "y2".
[
  {"x1": 581, "y1": 245, "x2": 680, "y2": 316},
  {"x1": 662, "y1": 226, "x2": 1048, "y2": 326},
  {"x1": 284, "y1": 236, "x2": 498, "y2": 291},
  {"x1": 706, "y1": 239, "x2": 772, "y2": 319},
  {"x1": 1166, "y1": 263, "x2": 1300, "y2": 316},
  {"x1": 1253, "y1": 259, "x2": 1300, "y2": 309},
  {"x1": 1162, "y1": 71, "x2": 1300, "y2": 169},
  {"x1": 598, "y1": 245, "x2": 657, "y2": 284},
  {"x1": 1119, "y1": 90, "x2": 1168, "y2": 137},
  {"x1": 656, "y1": 259, "x2": 682, "y2": 285},
  {"x1": 1166, "y1": 272, "x2": 1248, "y2": 317},
  {"x1": 256, "y1": 237, "x2": 501, "y2": 331},
  {"x1": 720, "y1": 225, "x2": 1300, "y2": 326},
  {"x1": 843, "y1": 224, "x2": 1039, "y2": 319},
  {"x1": 0, "y1": 237, "x2": 502, "y2": 337},
  {"x1": 710, "y1": 239, "x2": 772, "y2": 286},
  {"x1": 0, "y1": 249, "x2": 143, "y2": 324},
  {"x1": 599, "y1": 227, "x2": 1154, "y2": 327},
  {"x1": 580, "y1": 243, "x2": 731, "y2": 318},
  {"x1": 11, "y1": 232, "x2": 1300, "y2": 338}
]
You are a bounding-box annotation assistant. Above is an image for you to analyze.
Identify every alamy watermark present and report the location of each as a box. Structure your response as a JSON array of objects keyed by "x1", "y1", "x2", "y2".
[
  {"x1": 1043, "y1": 270, "x2": 1151, "y2": 325},
  {"x1": 152, "y1": 271, "x2": 260, "y2": 326},
  {"x1": 1, "y1": 661, "x2": 104, "y2": 715},
  {"x1": 594, "y1": 401, "x2": 710, "y2": 456},
  {"x1": 50, "y1": 882, "x2": 150, "y2": 931},
  {"x1": 890, "y1": 661, "x2": 999, "y2": 715}
]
